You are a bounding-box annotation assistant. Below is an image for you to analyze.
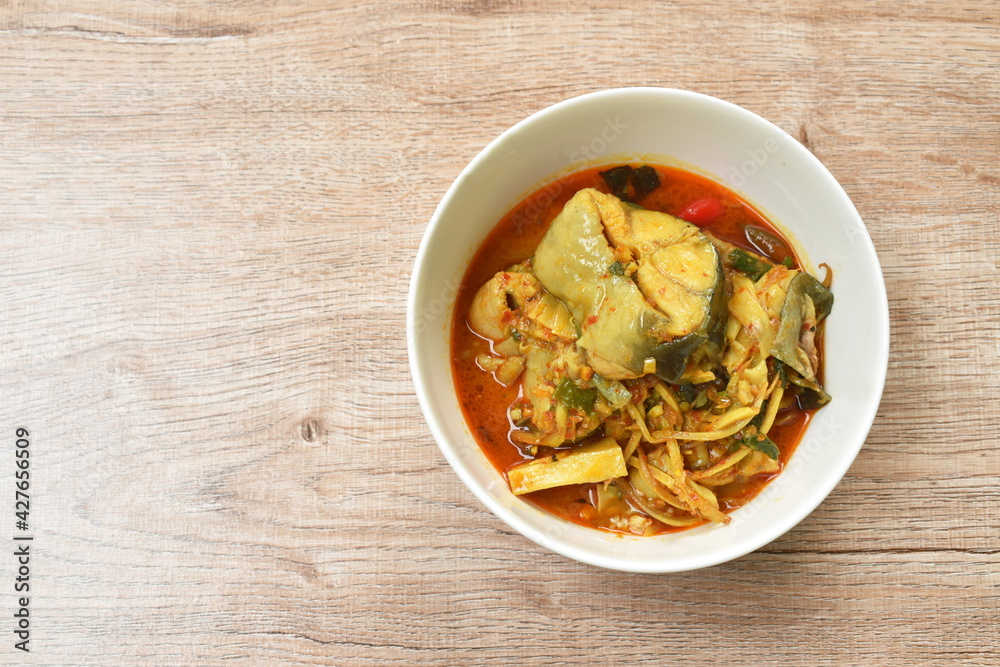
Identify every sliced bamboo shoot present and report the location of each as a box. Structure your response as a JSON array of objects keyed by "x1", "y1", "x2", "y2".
[{"x1": 507, "y1": 438, "x2": 626, "y2": 495}]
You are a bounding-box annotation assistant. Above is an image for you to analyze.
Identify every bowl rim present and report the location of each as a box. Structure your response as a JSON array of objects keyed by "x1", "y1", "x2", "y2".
[{"x1": 408, "y1": 87, "x2": 889, "y2": 572}]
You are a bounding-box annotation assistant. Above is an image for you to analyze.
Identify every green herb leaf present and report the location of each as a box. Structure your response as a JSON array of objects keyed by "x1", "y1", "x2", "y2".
[
  {"x1": 600, "y1": 166, "x2": 633, "y2": 201},
  {"x1": 632, "y1": 165, "x2": 661, "y2": 201},
  {"x1": 676, "y1": 384, "x2": 697, "y2": 403},
  {"x1": 599, "y1": 164, "x2": 662, "y2": 203},
  {"x1": 593, "y1": 374, "x2": 632, "y2": 410},
  {"x1": 742, "y1": 432, "x2": 779, "y2": 460},
  {"x1": 729, "y1": 249, "x2": 772, "y2": 281},
  {"x1": 774, "y1": 358, "x2": 787, "y2": 387},
  {"x1": 608, "y1": 261, "x2": 625, "y2": 276},
  {"x1": 553, "y1": 378, "x2": 598, "y2": 414},
  {"x1": 750, "y1": 400, "x2": 768, "y2": 429},
  {"x1": 692, "y1": 390, "x2": 710, "y2": 409},
  {"x1": 796, "y1": 272, "x2": 834, "y2": 320}
]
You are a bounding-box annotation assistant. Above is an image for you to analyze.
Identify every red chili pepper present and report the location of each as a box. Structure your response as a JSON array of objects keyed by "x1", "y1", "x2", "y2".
[{"x1": 678, "y1": 198, "x2": 724, "y2": 225}]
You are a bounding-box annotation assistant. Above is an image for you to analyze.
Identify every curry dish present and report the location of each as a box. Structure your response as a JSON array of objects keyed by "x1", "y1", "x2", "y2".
[{"x1": 452, "y1": 164, "x2": 833, "y2": 536}]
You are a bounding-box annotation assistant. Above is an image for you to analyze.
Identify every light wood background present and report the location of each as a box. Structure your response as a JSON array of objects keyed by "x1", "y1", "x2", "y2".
[{"x1": 1, "y1": 1, "x2": 998, "y2": 665}]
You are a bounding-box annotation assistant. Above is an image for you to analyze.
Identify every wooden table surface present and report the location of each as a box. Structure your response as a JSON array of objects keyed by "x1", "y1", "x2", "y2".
[{"x1": 2, "y1": 1, "x2": 998, "y2": 665}]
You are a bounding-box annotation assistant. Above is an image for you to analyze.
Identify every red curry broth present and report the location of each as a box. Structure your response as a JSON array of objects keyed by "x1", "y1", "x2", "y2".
[{"x1": 451, "y1": 164, "x2": 813, "y2": 534}]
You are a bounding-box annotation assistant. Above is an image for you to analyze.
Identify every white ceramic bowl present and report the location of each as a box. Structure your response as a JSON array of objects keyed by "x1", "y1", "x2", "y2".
[{"x1": 408, "y1": 88, "x2": 888, "y2": 572}]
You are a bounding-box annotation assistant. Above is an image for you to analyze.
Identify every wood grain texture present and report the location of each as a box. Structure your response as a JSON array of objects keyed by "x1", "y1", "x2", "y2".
[{"x1": 1, "y1": 0, "x2": 998, "y2": 664}]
